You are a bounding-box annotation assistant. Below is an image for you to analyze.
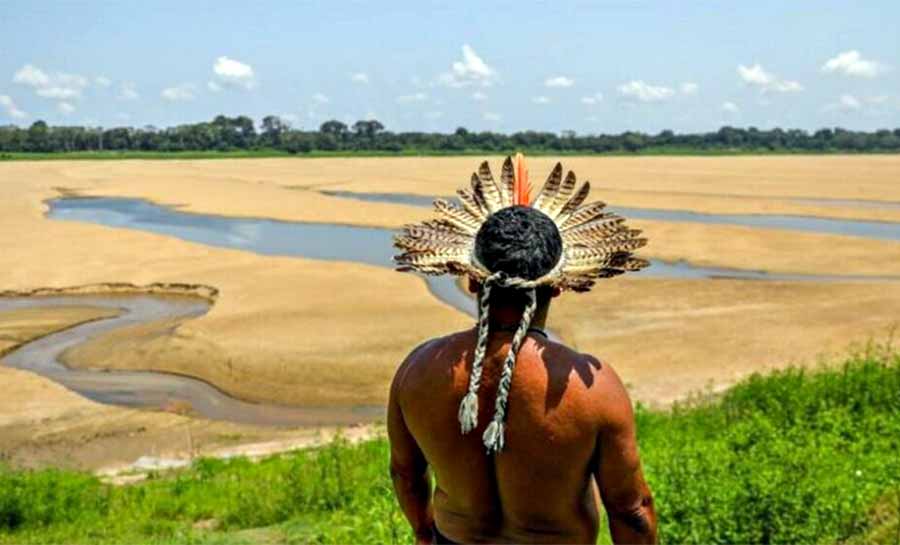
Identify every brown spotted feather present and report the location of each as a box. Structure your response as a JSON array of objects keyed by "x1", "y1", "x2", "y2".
[
  {"x1": 532, "y1": 162, "x2": 563, "y2": 211},
  {"x1": 500, "y1": 156, "x2": 516, "y2": 206},
  {"x1": 476, "y1": 162, "x2": 505, "y2": 212}
]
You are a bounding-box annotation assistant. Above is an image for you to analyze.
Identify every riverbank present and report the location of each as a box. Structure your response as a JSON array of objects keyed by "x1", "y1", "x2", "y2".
[
  {"x1": 2, "y1": 156, "x2": 900, "y2": 469},
  {"x1": 0, "y1": 288, "x2": 377, "y2": 470},
  {"x1": 2, "y1": 350, "x2": 897, "y2": 544}
]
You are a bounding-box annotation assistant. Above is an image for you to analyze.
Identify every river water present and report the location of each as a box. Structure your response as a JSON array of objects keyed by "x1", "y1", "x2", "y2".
[{"x1": 1, "y1": 194, "x2": 897, "y2": 426}]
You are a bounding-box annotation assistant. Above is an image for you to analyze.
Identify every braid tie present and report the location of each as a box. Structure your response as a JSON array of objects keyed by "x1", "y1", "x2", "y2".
[
  {"x1": 482, "y1": 287, "x2": 537, "y2": 454},
  {"x1": 458, "y1": 272, "x2": 504, "y2": 434}
]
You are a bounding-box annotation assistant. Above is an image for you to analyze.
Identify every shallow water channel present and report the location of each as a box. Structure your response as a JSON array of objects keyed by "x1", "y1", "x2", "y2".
[
  {"x1": 320, "y1": 190, "x2": 900, "y2": 242},
  {"x1": 0, "y1": 295, "x2": 381, "y2": 425},
  {"x1": 1, "y1": 195, "x2": 897, "y2": 426}
]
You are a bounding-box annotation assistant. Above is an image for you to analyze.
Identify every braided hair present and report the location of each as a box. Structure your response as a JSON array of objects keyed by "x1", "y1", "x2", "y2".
[{"x1": 458, "y1": 206, "x2": 563, "y2": 453}]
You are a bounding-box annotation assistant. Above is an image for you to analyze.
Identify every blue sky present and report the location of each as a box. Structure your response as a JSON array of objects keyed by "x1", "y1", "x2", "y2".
[{"x1": 1, "y1": 1, "x2": 898, "y2": 133}]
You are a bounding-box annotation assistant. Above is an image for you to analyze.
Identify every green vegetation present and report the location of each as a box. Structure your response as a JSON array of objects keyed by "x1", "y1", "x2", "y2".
[
  {"x1": 2, "y1": 348, "x2": 899, "y2": 544},
  {"x1": 2, "y1": 116, "x2": 900, "y2": 159},
  {"x1": 3, "y1": 147, "x2": 897, "y2": 162}
]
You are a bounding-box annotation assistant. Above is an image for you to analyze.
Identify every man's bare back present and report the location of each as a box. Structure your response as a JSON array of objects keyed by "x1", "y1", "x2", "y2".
[{"x1": 388, "y1": 327, "x2": 657, "y2": 544}]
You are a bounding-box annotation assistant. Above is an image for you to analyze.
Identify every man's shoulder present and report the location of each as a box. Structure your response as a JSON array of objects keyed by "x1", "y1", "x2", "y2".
[
  {"x1": 536, "y1": 343, "x2": 631, "y2": 414},
  {"x1": 391, "y1": 329, "x2": 474, "y2": 390},
  {"x1": 405, "y1": 328, "x2": 474, "y2": 362}
]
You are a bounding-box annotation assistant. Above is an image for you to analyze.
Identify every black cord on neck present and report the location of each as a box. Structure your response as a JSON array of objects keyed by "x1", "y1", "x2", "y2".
[{"x1": 491, "y1": 323, "x2": 548, "y2": 338}]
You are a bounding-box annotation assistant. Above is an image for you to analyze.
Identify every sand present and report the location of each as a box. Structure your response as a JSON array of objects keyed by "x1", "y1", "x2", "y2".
[
  {"x1": 0, "y1": 309, "x2": 360, "y2": 470},
  {"x1": 552, "y1": 277, "x2": 900, "y2": 406},
  {"x1": 1, "y1": 156, "x2": 899, "y2": 467},
  {"x1": 0, "y1": 305, "x2": 119, "y2": 357}
]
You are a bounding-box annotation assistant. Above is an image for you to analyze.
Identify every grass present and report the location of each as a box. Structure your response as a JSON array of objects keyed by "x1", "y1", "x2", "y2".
[
  {"x1": 1, "y1": 346, "x2": 899, "y2": 544},
  {"x1": 2, "y1": 148, "x2": 898, "y2": 161}
]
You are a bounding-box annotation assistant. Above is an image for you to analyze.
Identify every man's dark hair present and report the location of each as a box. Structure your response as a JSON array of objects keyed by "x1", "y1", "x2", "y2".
[{"x1": 474, "y1": 206, "x2": 563, "y2": 280}]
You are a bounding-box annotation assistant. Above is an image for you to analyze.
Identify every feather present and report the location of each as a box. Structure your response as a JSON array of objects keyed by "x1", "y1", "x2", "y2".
[
  {"x1": 542, "y1": 169, "x2": 576, "y2": 218},
  {"x1": 394, "y1": 247, "x2": 471, "y2": 269},
  {"x1": 567, "y1": 230, "x2": 645, "y2": 250},
  {"x1": 555, "y1": 181, "x2": 591, "y2": 224},
  {"x1": 395, "y1": 226, "x2": 473, "y2": 247},
  {"x1": 477, "y1": 162, "x2": 505, "y2": 212},
  {"x1": 500, "y1": 156, "x2": 516, "y2": 206},
  {"x1": 456, "y1": 188, "x2": 488, "y2": 220},
  {"x1": 623, "y1": 257, "x2": 651, "y2": 271},
  {"x1": 513, "y1": 153, "x2": 531, "y2": 206},
  {"x1": 561, "y1": 219, "x2": 631, "y2": 244},
  {"x1": 470, "y1": 174, "x2": 490, "y2": 212},
  {"x1": 564, "y1": 238, "x2": 648, "y2": 266},
  {"x1": 532, "y1": 162, "x2": 563, "y2": 211},
  {"x1": 394, "y1": 235, "x2": 471, "y2": 254},
  {"x1": 559, "y1": 201, "x2": 612, "y2": 231},
  {"x1": 420, "y1": 219, "x2": 470, "y2": 236},
  {"x1": 434, "y1": 199, "x2": 481, "y2": 234}
]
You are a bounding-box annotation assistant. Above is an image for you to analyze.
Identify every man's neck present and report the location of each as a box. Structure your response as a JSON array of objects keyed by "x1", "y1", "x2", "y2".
[{"x1": 488, "y1": 302, "x2": 550, "y2": 332}]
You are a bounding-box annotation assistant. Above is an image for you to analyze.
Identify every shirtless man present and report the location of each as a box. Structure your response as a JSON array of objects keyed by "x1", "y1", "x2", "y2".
[{"x1": 390, "y1": 158, "x2": 656, "y2": 544}]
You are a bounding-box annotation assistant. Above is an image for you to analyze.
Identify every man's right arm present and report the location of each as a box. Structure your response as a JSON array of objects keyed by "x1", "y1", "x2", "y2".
[{"x1": 591, "y1": 364, "x2": 657, "y2": 544}]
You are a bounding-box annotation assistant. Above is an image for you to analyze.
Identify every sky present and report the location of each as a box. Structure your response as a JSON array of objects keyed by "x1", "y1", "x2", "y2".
[{"x1": 1, "y1": 1, "x2": 899, "y2": 134}]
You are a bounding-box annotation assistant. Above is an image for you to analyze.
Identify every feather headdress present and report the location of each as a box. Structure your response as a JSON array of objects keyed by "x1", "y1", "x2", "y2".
[{"x1": 394, "y1": 155, "x2": 649, "y2": 453}]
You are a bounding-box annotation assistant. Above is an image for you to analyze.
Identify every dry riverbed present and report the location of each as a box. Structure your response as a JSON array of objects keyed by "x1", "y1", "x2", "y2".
[{"x1": 1, "y1": 156, "x2": 899, "y2": 467}]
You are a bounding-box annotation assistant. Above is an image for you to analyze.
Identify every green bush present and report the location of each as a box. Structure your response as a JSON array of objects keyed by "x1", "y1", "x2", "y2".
[
  {"x1": 1, "y1": 349, "x2": 898, "y2": 544},
  {"x1": 639, "y1": 349, "x2": 900, "y2": 543}
]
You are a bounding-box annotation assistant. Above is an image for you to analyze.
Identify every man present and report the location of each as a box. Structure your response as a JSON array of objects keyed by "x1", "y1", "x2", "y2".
[{"x1": 390, "y1": 156, "x2": 657, "y2": 544}]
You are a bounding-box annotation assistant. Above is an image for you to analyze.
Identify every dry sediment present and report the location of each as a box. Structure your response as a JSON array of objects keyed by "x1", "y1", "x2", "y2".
[{"x1": 1, "y1": 157, "x2": 899, "y2": 468}]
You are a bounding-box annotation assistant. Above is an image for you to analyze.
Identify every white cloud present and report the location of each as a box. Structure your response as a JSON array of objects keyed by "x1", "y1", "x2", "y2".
[
  {"x1": 737, "y1": 64, "x2": 803, "y2": 93},
  {"x1": 721, "y1": 101, "x2": 739, "y2": 113},
  {"x1": 865, "y1": 95, "x2": 890, "y2": 105},
  {"x1": 581, "y1": 92, "x2": 604, "y2": 105},
  {"x1": 838, "y1": 94, "x2": 861, "y2": 110},
  {"x1": 0, "y1": 95, "x2": 27, "y2": 119},
  {"x1": 36, "y1": 87, "x2": 81, "y2": 99},
  {"x1": 118, "y1": 82, "x2": 139, "y2": 100},
  {"x1": 483, "y1": 112, "x2": 501, "y2": 121},
  {"x1": 532, "y1": 95, "x2": 551, "y2": 104},
  {"x1": 14, "y1": 64, "x2": 90, "y2": 100},
  {"x1": 822, "y1": 50, "x2": 886, "y2": 78},
  {"x1": 95, "y1": 76, "x2": 112, "y2": 87},
  {"x1": 397, "y1": 92, "x2": 428, "y2": 103},
  {"x1": 364, "y1": 111, "x2": 378, "y2": 120},
  {"x1": 438, "y1": 44, "x2": 497, "y2": 88},
  {"x1": 350, "y1": 72, "x2": 369, "y2": 84},
  {"x1": 680, "y1": 82, "x2": 699, "y2": 95},
  {"x1": 207, "y1": 80, "x2": 222, "y2": 92},
  {"x1": 57, "y1": 101, "x2": 75, "y2": 115},
  {"x1": 471, "y1": 91, "x2": 487, "y2": 101},
  {"x1": 161, "y1": 83, "x2": 196, "y2": 101},
  {"x1": 12, "y1": 64, "x2": 50, "y2": 87},
  {"x1": 212, "y1": 56, "x2": 256, "y2": 89},
  {"x1": 545, "y1": 76, "x2": 574, "y2": 88},
  {"x1": 312, "y1": 92, "x2": 329, "y2": 104},
  {"x1": 618, "y1": 80, "x2": 674, "y2": 102},
  {"x1": 823, "y1": 94, "x2": 864, "y2": 112}
]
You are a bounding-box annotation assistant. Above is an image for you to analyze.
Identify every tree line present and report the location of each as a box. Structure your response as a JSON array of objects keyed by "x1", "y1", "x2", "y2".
[{"x1": 2, "y1": 115, "x2": 900, "y2": 154}]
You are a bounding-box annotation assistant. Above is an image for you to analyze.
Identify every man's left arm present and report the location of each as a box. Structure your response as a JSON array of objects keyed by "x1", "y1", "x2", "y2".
[{"x1": 387, "y1": 358, "x2": 434, "y2": 544}]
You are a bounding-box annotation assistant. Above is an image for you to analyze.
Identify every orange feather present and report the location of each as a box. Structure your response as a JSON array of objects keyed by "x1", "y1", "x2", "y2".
[{"x1": 514, "y1": 153, "x2": 531, "y2": 206}]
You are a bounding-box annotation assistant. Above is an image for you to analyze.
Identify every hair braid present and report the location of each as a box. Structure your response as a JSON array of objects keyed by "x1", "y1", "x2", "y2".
[
  {"x1": 482, "y1": 287, "x2": 537, "y2": 454},
  {"x1": 457, "y1": 273, "x2": 501, "y2": 434}
]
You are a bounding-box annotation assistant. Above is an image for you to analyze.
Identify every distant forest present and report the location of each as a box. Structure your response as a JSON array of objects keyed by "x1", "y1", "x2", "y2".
[{"x1": 3, "y1": 115, "x2": 900, "y2": 154}]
